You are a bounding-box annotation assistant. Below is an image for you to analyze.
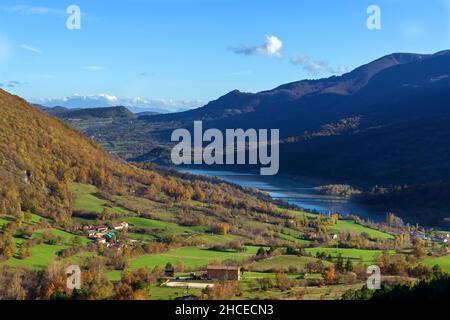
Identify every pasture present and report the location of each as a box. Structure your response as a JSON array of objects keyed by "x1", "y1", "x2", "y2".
[{"x1": 305, "y1": 247, "x2": 394, "y2": 264}]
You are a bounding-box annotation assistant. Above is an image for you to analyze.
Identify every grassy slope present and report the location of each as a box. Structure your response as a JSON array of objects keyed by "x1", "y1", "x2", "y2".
[
  {"x1": 128, "y1": 246, "x2": 260, "y2": 271},
  {"x1": 330, "y1": 220, "x2": 394, "y2": 240},
  {"x1": 423, "y1": 255, "x2": 450, "y2": 272},
  {"x1": 1, "y1": 212, "x2": 88, "y2": 269},
  {"x1": 5, "y1": 227, "x2": 90, "y2": 269},
  {"x1": 127, "y1": 217, "x2": 205, "y2": 234},
  {"x1": 305, "y1": 247, "x2": 395, "y2": 264},
  {"x1": 72, "y1": 183, "x2": 130, "y2": 215},
  {"x1": 248, "y1": 255, "x2": 331, "y2": 272}
]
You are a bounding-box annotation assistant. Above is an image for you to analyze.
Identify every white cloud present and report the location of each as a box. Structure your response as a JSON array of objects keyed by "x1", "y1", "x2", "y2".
[
  {"x1": 30, "y1": 94, "x2": 205, "y2": 113},
  {"x1": 334, "y1": 65, "x2": 349, "y2": 74},
  {"x1": 290, "y1": 54, "x2": 348, "y2": 75},
  {"x1": 0, "y1": 80, "x2": 28, "y2": 88},
  {"x1": 21, "y1": 44, "x2": 42, "y2": 54},
  {"x1": 84, "y1": 66, "x2": 105, "y2": 71},
  {"x1": 8, "y1": 5, "x2": 63, "y2": 16},
  {"x1": 231, "y1": 35, "x2": 283, "y2": 58},
  {"x1": 304, "y1": 60, "x2": 330, "y2": 73},
  {"x1": 290, "y1": 55, "x2": 309, "y2": 65}
]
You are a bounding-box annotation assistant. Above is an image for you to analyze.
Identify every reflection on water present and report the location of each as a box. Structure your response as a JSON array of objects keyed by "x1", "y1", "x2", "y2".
[{"x1": 178, "y1": 168, "x2": 384, "y2": 222}]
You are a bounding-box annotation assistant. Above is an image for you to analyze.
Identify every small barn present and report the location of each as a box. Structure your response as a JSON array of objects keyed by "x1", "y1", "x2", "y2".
[{"x1": 207, "y1": 266, "x2": 241, "y2": 281}]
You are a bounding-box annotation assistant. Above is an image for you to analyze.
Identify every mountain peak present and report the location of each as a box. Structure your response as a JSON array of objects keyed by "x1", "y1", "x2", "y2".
[{"x1": 433, "y1": 49, "x2": 450, "y2": 56}]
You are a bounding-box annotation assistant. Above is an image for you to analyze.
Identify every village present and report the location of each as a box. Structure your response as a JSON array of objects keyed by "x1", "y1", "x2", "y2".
[
  {"x1": 81, "y1": 221, "x2": 242, "y2": 288},
  {"x1": 410, "y1": 230, "x2": 450, "y2": 243},
  {"x1": 81, "y1": 221, "x2": 130, "y2": 247}
]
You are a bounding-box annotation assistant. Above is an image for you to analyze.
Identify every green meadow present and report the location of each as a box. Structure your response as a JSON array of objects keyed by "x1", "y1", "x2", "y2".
[
  {"x1": 305, "y1": 247, "x2": 394, "y2": 264},
  {"x1": 424, "y1": 255, "x2": 450, "y2": 272},
  {"x1": 330, "y1": 220, "x2": 394, "y2": 240},
  {"x1": 127, "y1": 246, "x2": 260, "y2": 271},
  {"x1": 248, "y1": 255, "x2": 331, "y2": 272},
  {"x1": 7, "y1": 243, "x2": 67, "y2": 269},
  {"x1": 72, "y1": 183, "x2": 130, "y2": 215}
]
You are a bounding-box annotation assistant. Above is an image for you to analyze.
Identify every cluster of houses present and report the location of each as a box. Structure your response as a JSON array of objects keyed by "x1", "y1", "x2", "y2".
[
  {"x1": 83, "y1": 222, "x2": 129, "y2": 247},
  {"x1": 433, "y1": 233, "x2": 450, "y2": 244},
  {"x1": 410, "y1": 230, "x2": 450, "y2": 244}
]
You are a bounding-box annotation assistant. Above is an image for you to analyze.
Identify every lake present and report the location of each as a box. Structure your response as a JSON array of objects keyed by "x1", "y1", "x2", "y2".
[{"x1": 177, "y1": 167, "x2": 385, "y2": 222}]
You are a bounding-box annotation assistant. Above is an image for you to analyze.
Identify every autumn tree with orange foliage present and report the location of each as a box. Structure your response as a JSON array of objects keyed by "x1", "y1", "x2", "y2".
[{"x1": 323, "y1": 266, "x2": 335, "y2": 284}]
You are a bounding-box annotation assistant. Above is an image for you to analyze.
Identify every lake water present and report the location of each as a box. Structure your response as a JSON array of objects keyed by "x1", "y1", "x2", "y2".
[{"x1": 177, "y1": 168, "x2": 385, "y2": 222}]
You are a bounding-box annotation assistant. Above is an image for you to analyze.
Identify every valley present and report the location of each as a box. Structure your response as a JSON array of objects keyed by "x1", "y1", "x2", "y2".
[
  {"x1": 45, "y1": 51, "x2": 450, "y2": 226},
  {"x1": 1, "y1": 51, "x2": 450, "y2": 301},
  {"x1": 2, "y1": 177, "x2": 449, "y2": 300}
]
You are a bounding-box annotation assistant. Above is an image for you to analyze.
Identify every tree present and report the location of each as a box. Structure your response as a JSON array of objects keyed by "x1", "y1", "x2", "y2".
[
  {"x1": 19, "y1": 244, "x2": 31, "y2": 260},
  {"x1": 23, "y1": 225, "x2": 34, "y2": 239},
  {"x1": 256, "y1": 247, "x2": 266, "y2": 257},
  {"x1": 71, "y1": 236, "x2": 83, "y2": 246},
  {"x1": 100, "y1": 208, "x2": 111, "y2": 221},
  {"x1": 330, "y1": 214, "x2": 339, "y2": 225},
  {"x1": 165, "y1": 262, "x2": 174, "y2": 274},
  {"x1": 81, "y1": 270, "x2": 114, "y2": 300},
  {"x1": 145, "y1": 184, "x2": 158, "y2": 198},
  {"x1": 345, "y1": 258, "x2": 354, "y2": 272},
  {"x1": 175, "y1": 260, "x2": 185, "y2": 273},
  {"x1": 193, "y1": 184, "x2": 206, "y2": 202},
  {"x1": 412, "y1": 238, "x2": 426, "y2": 260},
  {"x1": 2, "y1": 237, "x2": 16, "y2": 259},
  {"x1": 335, "y1": 253, "x2": 344, "y2": 272},
  {"x1": 214, "y1": 223, "x2": 230, "y2": 235},
  {"x1": 207, "y1": 281, "x2": 240, "y2": 300},
  {"x1": 276, "y1": 273, "x2": 292, "y2": 291},
  {"x1": 323, "y1": 266, "x2": 335, "y2": 284},
  {"x1": 24, "y1": 210, "x2": 32, "y2": 222}
]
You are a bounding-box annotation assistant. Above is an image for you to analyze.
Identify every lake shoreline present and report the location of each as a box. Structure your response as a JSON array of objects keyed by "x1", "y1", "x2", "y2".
[{"x1": 170, "y1": 165, "x2": 387, "y2": 223}]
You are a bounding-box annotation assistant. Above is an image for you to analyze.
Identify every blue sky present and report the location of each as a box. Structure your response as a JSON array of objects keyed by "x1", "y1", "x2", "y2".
[{"x1": 0, "y1": 0, "x2": 449, "y2": 111}]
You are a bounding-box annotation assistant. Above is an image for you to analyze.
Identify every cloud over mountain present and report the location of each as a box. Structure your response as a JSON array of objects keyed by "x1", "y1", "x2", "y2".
[
  {"x1": 231, "y1": 35, "x2": 283, "y2": 58},
  {"x1": 30, "y1": 94, "x2": 204, "y2": 113},
  {"x1": 290, "y1": 54, "x2": 348, "y2": 75}
]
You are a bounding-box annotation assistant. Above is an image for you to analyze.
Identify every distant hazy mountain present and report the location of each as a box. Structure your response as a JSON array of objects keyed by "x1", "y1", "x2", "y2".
[
  {"x1": 58, "y1": 106, "x2": 134, "y2": 119},
  {"x1": 31, "y1": 94, "x2": 202, "y2": 114}
]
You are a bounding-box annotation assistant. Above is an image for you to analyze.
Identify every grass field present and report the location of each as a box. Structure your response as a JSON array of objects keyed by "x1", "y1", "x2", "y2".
[
  {"x1": 241, "y1": 271, "x2": 301, "y2": 279},
  {"x1": 248, "y1": 255, "x2": 331, "y2": 272},
  {"x1": 279, "y1": 228, "x2": 311, "y2": 245},
  {"x1": 126, "y1": 217, "x2": 206, "y2": 235},
  {"x1": 128, "y1": 246, "x2": 260, "y2": 271},
  {"x1": 110, "y1": 195, "x2": 176, "y2": 221},
  {"x1": 6, "y1": 243, "x2": 67, "y2": 269},
  {"x1": 1, "y1": 224, "x2": 89, "y2": 269},
  {"x1": 424, "y1": 255, "x2": 450, "y2": 272},
  {"x1": 330, "y1": 220, "x2": 394, "y2": 240},
  {"x1": 191, "y1": 233, "x2": 242, "y2": 244},
  {"x1": 0, "y1": 213, "x2": 46, "y2": 228},
  {"x1": 305, "y1": 247, "x2": 394, "y2": 264},
  {"x1": 277, "y1": 208, "x2": 317, "y2": 219},
  {"x1": 149, "y1": 284, "x2": 202, "y2": 300},
  {"x1": 32, "y1": 228, "x2": 90, "y2": 245},
  {"x1": 72, "y1": 183, "x2": 130, "y2": 215},
  {"x1": 239, "y1": 280, "x2": 364, "y2": 300}
]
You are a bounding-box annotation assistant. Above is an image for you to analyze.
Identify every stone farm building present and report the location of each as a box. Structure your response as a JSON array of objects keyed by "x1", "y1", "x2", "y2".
[{"x1": 207, "y1": 266, "x2": 241, "y2": 281}]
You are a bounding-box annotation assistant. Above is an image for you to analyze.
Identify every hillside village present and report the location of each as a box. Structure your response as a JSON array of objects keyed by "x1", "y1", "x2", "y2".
[
  {"x1": 2, "y1": 178, "x2": 450, "y2": 300},
  {"x1": 31, "y1": 183, "x2": 446, "y2": 300}
]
